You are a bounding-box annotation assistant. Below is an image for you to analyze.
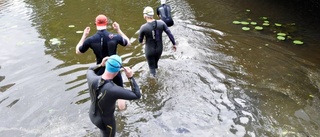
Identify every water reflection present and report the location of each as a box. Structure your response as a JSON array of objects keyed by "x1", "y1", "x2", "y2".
[
  {"x1": 0, "y1": 97, "x2": 9, "y2": 104},
  {"x1": 0, "y1": 83, "x2": 15, "y2": 93},
  {"x1": 6, "y1": 99, "x2": 19, "y2": 108}
]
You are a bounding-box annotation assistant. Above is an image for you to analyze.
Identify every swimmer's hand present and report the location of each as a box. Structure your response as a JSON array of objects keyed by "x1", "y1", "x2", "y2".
[
  {"x1": 112, "y1": 22, "x2": 120, "y2": 31},
  {"x1": 83, "y1": 27, "x2": 90, "y2": 37},
  {"x1": 140, "y1": 40, "x2": 145, "y2": 45},
  {"x1": 100, "y1": 56, "x2": 110, "y2": 67},
  {"x1": 117, "y1": 99, "x2": 126, "y2": 111},
  {"x1": 172, "y1": 45, "x2": 177, "y2": 52},
  {"x1": 123, "y1": 67, "x2": 133, "y2": 78}
]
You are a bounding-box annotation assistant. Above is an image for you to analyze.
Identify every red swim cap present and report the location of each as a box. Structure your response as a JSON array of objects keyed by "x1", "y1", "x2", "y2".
[{"x1": 95, "y1": 14, "x2": 108, "y2": 26}]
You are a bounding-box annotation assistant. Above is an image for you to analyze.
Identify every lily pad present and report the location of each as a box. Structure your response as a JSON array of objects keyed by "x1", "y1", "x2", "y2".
[
  {"x1": 49, "y1": 38, "x2": 60, "y2": 43},
  {"x1": 76, "y1": 31, "x2": 84, "y2": 34},
  {"x1": 68, "y1": 25, "x2": 75, "y2": 28},
  {"x1": 250, "y1": 22, "x2": 257, "y2": 25},
  {"x1": 242, "y1": 27, "x2": 250, "y2": 31},
  {"x1": 261, "y1": 17, "x2": 268, "y2": 20},
  {"x1": 277, "y1": 33, "x2": 286, "y2": 36},
  {"x1": 241, "y1": 21, "x2": 249, "y2": 25},
  {"x1": 255, "y1": 26, "x2": 263, "y2": 30},
  {"x1": 49, "y1": 38, "x2": 61, "y2": 46},
  {"x1": 246, "y1": 9, "x2": 251, "y2": 12},
  {"x1": 262, "y1": 23, "x2": 270, "y2": 26},
  {"x1": 293, "y1": 40, "x2": 303, "y2": 45},
  {"x1": 233, "y1": 21, "x2": 241, "y2": 25},
  {"x1": 277, "y1": 36, "x2": 286, "y2": 41},
  {"x1": 275, "y1": 23, "x2": 282, "y2": 27}
]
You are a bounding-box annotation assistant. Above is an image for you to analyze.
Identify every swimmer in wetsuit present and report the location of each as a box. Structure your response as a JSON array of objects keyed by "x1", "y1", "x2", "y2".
[
  {"x1": 138, "y1": 6, "x2": 176, "y2": 76},
  {"x1": 157, "y1": 0, "x2": 174, "y2": 27},
  {"x1": 76, "y1": 14, "x2": 131, "y2": 109},
  {"x1": 86, "y1": 55, "x2": 141, "y2": 137}
]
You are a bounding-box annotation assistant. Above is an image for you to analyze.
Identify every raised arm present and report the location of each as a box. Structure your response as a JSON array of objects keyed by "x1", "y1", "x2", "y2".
[
  {"x1": 86, "y1": 64, "x2": 101, "y2": 81},
  {"x1": 113, "y1": 22, "x2": 131, "y2": 46},
  {"x1": 112, "y1": 77, "x2": 141, "y2": 100},
  {"x1": 76, "y1": 27, "x2": 90, "y2": 54},
  {"x1": 124, "y1": 67, "x2": 141, "y2": 99},
  {"x1": 113, "y1": 67, "x2": 141, "y2": 100}
]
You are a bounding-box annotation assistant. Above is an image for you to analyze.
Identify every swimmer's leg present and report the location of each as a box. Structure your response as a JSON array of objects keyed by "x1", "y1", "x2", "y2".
[
  {"x1": 100, "y1": 119, "x2": 116, "y2": 137},
  {"x1": 154, "y1": 43, "x2": 163, "y2": 69},
  {"x1": 145, "y1": 53, "x2": 157, "y2": 76}
]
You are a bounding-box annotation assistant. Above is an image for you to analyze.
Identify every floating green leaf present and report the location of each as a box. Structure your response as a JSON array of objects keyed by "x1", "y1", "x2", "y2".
[
  {"x1": 76, "y1": 31, "x2": 84, "y2": 34},
  {"x1": 277, "y1": 33, "x2": 286, "y2": 36},
  {"x1": 255, "y1": 26, "x2": 263, "y2": 30},
  {"x1": 233, "y1": 21, "x2": 241, "y2": 24},
  {"x1": 246, "y1": 9, "x2": 251, "y2": 12},
  {"x1": 68, "y1": 25, "x2": 75, "y2": 28},
  {"x1": 261, "y1": 17, "x2": 268, "y2": 20},
  {"x1": 289, "y1": 23, "x2": 296, "y2": 26},
  {"x1": 250, "y1": 22, "x2": 257, "y2": 25},
  {"x1": 50, "y1": 38, "x2": 57, "y2": 41},
  {"x1": 277, "y1": 36, "x2": 286, "y2": 41},
  {"x1": 293, "y1": 40, "x2": 303, "y2": 45},
  {"x1": 309, "y1": 95, "x2": 314, "y2": 98},
  {"x1": 49, "y1": 38, "x2": 61, "y2": 46},
  {"x1": 275, "y1": 23, "x2": 282, "y2": 27},
  {"x1": 241, "y1": 21, "x2": 249, "y2": 25},
  {"x1": 262, "y1": 23, "x2": 270, "y2": 26},
  {"x1": 242, "y1": 27, "x2": 250, "y2": 31}
]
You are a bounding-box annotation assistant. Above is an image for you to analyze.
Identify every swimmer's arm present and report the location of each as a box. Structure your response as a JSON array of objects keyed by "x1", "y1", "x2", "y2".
[
  {"x1": 156, "y1": 7, "x2": 161, "y2": 18},
  {"x1": 76, "y1": 27, "x2": 90, "y2": 54},
  {"x1": 113, "y1": 22, "x2": 131, "y2": 46},
  {"x1": 138, "y1": 27, "x2": 145, "y2": 43},
  {"x1": 88, "y1": 64, "x2": 101, "y2": 71},
  {"x1": 163, "y1": 25, "x2": 176, "y2": 45},
  {"x1": 86, "y1": 65, "x2": 100, "y2": 81},
  {"x1": 123, "y1": 67, "x2": 140, "y2": 97},
  {"x1": 114, "y1": 77, "x2": 141, "y2": 100},
  {"x1": 128, "y1": 77, "x2": 141, "y2": 98}
]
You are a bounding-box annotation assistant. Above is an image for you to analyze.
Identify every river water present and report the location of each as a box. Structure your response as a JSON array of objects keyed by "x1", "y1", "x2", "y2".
[{"x1": 0, "y1": 0, "x2": 319, "y2": 137}]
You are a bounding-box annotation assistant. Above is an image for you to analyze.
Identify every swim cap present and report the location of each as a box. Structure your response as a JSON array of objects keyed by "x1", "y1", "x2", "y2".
[
  {"x1": 105, "y1": 55, "x2": 122, "y2": 73},
  {"x1": 161, "y1": 0, "x2": 166, "y2": 4},
  {"x1": 95, "y1": 14, "x2": 108, "y2": 26},
  {"x1": 143, "y1": 6, "x2": 154, "y2": 17}
]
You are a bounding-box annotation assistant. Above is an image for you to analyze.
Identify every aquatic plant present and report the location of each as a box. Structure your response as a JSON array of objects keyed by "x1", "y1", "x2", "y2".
[
  {"x1": 232, "y1": 9, "x2": 304, "y2": 45},
  {"x1": 255, "y1": 26, "x2": 263, "y2": 30},
  {"x1": 242, "y1": 27, "x2": 250, "y2": 31},
  {"x1": 293, "y1": 40, "x2": 304, "y2": 45}
]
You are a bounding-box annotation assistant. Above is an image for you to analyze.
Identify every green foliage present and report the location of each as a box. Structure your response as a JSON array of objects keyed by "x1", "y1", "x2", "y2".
[
  {"x1": 242, "y1": 27, "x2": 250, "y2": 31},
  {"x1": 232, "y1": 9, "x2": 304, "y2": 45}
]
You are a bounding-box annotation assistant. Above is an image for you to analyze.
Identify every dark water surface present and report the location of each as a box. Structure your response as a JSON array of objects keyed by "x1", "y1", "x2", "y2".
[{"x1": 0, "y1": 0, "x2": 319, "y2": 136}]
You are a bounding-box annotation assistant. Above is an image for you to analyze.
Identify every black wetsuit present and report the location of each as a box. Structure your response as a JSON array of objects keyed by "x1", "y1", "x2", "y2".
[
  {"x1": 138, "y1": 20, "x2": 176, "y2": 76},
  {"x1": 86, "y1": 65, "x2": 141, "y2": 137},
  {"x1": 79, "y1": 29, "x2": 128, "y2": 87},
  {"x1": 157, "y1": 4, "x2": 174, "y2": 27}
]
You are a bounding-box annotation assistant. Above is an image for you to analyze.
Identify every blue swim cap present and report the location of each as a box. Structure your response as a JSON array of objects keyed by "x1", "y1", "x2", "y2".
[{"x1": 105, "y1": 55, "x2": 122, "y2": 73}]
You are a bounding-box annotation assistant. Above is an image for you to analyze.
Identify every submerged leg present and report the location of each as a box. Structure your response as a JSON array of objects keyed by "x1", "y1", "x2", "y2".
[{"x1": 150, "y1": 68, "x2": 156, "y2": 77}]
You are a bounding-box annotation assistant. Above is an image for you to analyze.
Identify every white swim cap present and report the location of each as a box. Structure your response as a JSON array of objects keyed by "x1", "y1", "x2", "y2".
[
  {"x1": 143, "y1": 6, "x2": 154, "y2": 17},
  {"x1": 161, "y1": 0, "x2": 166, "y2": 4}
]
